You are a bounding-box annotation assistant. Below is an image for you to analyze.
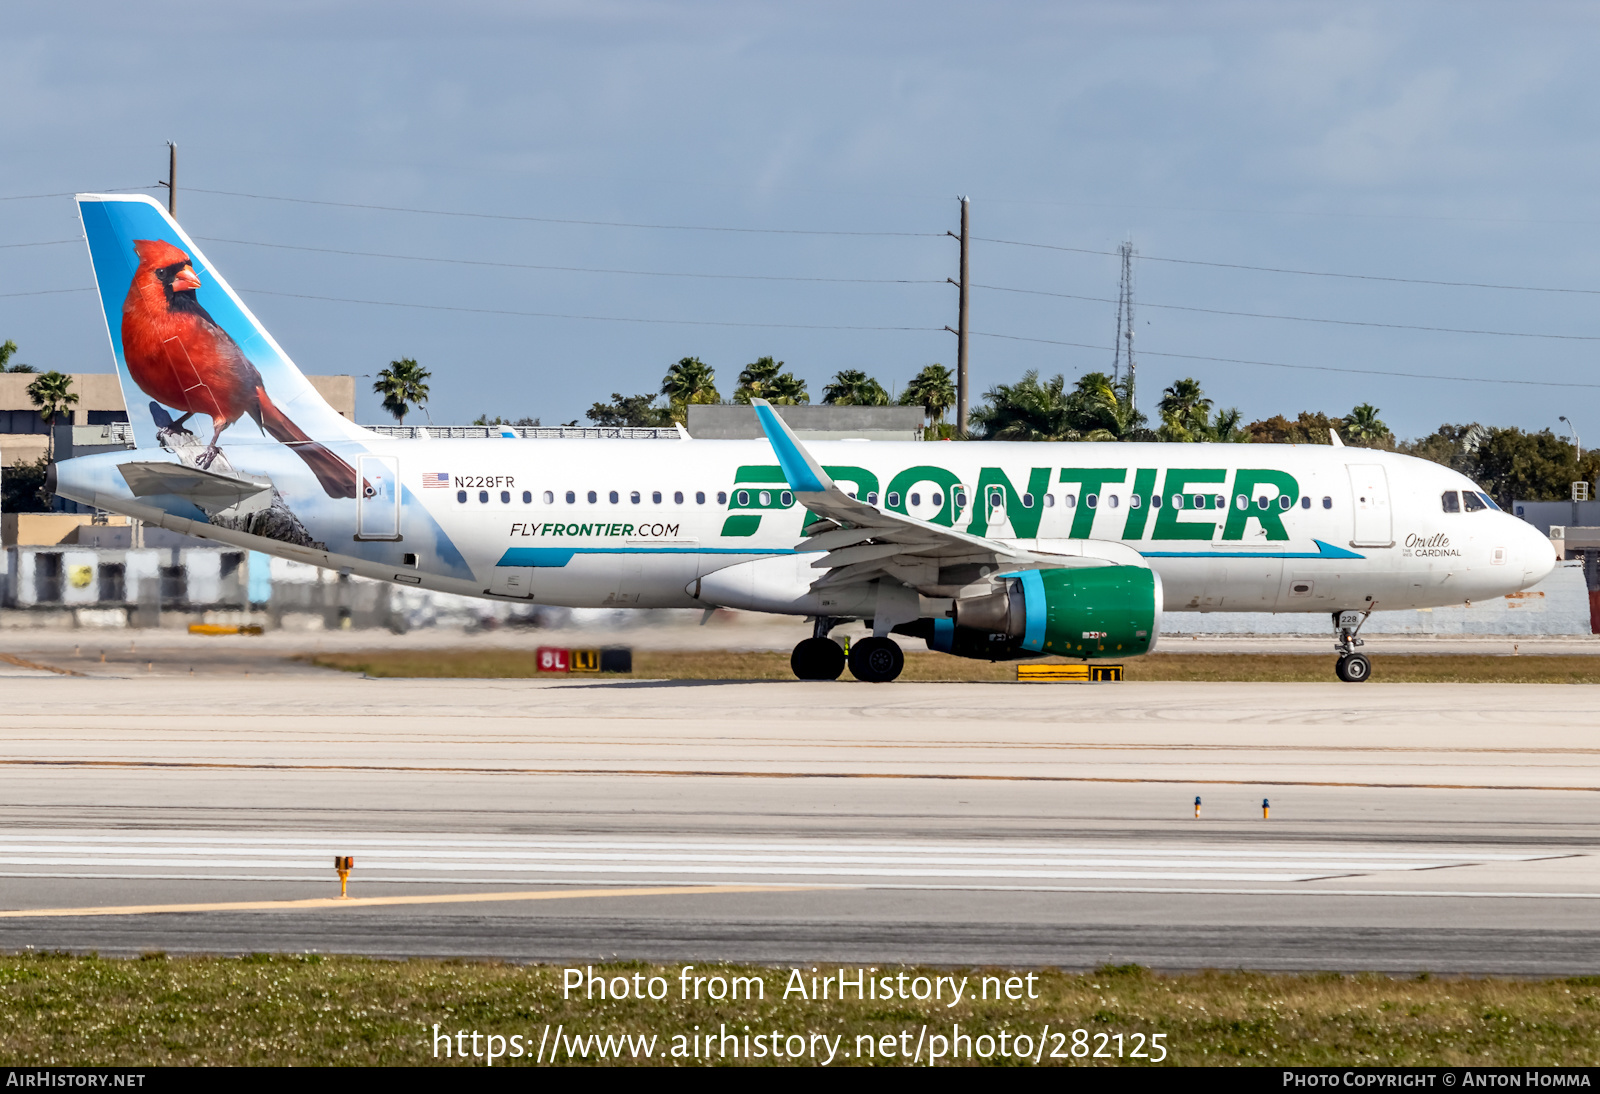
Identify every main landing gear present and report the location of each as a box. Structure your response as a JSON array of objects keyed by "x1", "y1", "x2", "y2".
[
  {"x1": 1333, "y1": 608, "x2": 1373, "y2": 683},
  {"x1": 790, "y1": 618, "x2": 905, "y2": 683}
]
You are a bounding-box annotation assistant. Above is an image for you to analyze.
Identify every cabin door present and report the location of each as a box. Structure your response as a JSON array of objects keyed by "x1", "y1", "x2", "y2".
[
  {"x1": 1347, "y1": 464, "x2": 1394, "y2": 548},
  {"x1": 356, "y1": 455, "x2": 402, "y2": 540}
]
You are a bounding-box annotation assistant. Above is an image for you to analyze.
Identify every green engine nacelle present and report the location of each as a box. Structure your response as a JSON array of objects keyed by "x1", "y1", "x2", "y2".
[{"x1": 950, "y1": 565, "x2": 1161, "y2": 660}]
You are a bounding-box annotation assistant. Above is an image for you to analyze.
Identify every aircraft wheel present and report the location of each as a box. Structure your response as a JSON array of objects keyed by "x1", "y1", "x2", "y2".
[
  {"x1": 791, "y1": 637, "x2": 845, "y2": 681},
  {"x1": 1335, "y1": 652, "x2": 1372, "y2": 683},
  {"x1": 848, "y1": 637, "x2": 904, "y2": 683}
]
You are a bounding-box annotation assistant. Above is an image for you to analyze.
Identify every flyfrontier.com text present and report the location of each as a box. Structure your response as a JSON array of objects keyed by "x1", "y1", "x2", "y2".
[{"x1": 429, "y1": 1022, "x2": 1169, "y2": 1065}]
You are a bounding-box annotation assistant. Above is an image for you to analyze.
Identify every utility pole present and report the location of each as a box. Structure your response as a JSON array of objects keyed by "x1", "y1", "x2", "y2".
[
  {"x1": 157, "y1": 141, "x2": 176, "y2": 216},
  {"x1": 945, "y1": 196, "x2": 970, "y2": 435},
  {"x1": 1112, "y1": 239, "x2": 1136, "y2": 409}
]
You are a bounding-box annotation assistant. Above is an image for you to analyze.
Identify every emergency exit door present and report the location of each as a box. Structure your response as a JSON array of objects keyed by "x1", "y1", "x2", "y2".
[
  {"x1": 356, "y1": 455, "x2": 402, "y2": 540},
  {"x1": 1347, "y1": 464, "x2": 1393, "y2": 547}
]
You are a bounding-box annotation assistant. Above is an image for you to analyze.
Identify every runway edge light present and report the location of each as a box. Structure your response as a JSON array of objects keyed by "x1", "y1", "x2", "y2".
[
  {"x1": 335, "y1": 855, "x2": 354, "y2": 899},
  {"x1": 1194, "y1": 796, "x2": 1201, "y2": 819}
]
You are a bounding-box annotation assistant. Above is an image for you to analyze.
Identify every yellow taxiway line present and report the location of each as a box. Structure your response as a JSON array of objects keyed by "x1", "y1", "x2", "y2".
[{"x1": 0, "y1": 884, "x2": 818, "y2": 919}]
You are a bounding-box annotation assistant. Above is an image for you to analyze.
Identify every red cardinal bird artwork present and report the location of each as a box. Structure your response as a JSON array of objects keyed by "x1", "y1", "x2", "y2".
[{"x1": 120, "y1": 238, "x2": 358, "y2": 499}]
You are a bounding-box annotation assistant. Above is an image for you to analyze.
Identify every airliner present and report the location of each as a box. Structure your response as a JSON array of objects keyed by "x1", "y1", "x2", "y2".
[{"x1": 51, "y1": 194, "x2": 1557, "y2": 683}]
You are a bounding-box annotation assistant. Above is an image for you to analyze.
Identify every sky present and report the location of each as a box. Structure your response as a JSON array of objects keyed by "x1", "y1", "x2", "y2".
[{"x1": 5, "y1": 1, "x2": 1600, "y2": 440}]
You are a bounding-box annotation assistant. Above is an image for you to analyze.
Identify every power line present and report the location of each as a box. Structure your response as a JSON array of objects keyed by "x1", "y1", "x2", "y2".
[
  {"x1": 186, "y1": 187, "x2": 941, "y2": 238},
  {"x1": 198, "y1": 236, "x2": 940, "y2": 286},
  {"x1": 976, "y1": 283, "x2": 1600, "y2": 342},
  {"x1": 975, "y1": 236, "x2": 1600, "y2": 297},
  {"x1": 0, "y1": 240, "x2": 78, "y2": 250},
  {"x1": 243, "y1": 287, "x2": 942, "y2": 334},
  {"x1": 0, "y1": 186, "x2": 156, "y2": 202},
  {"x1": 0, "y1": 287, "x2": 92, "y2": 299},
  {"x1": 972, "y1": 330, "x2": 1600, "y2": 390}
]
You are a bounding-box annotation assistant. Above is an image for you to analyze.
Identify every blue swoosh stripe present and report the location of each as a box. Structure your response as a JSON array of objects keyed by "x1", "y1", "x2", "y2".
[
  {"x1": 1139, "y1": 539, "x2": 1364, "y2": 561},
  {"x1": 1017, "y1": 568, "x2": 1047, "y2": 653}
]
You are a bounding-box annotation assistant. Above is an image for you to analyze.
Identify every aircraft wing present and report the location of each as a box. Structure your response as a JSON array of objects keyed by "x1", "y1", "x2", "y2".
[{"x1": 750, "y1": 400, "x2": 1132, "y2": 595}]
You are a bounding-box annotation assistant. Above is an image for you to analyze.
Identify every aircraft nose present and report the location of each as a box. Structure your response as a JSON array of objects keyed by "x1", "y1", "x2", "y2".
[{"x1": 1518, "y1": 519, "x2": 1558, "y2": 585}]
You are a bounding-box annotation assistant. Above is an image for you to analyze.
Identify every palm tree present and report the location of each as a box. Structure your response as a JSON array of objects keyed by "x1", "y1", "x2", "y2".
[
  {"x1": 27, "y1": 371, "x2": 77, "y2": 461},
  {"x1": 661, "y1": 357, "x2": 721, "y2": 418},
  {"x1": 899, "y1": 364, "x2": 955, "y2": 427},
  {"x1": 764, "y1": 372, "x2": 809, "y2": 405},
  {"x1": 733, "y1": 357, "x2": 781, "y2": 404},
  {"x1": 970, "y1": 371, "x2": 1076, "y2": 440},
  {"x1": 1066, "y1": 371, "x2": 1145, "y2": 440},
  {"x1": 373, "y1": 357, "x2": 431, "y2": 426},
  {"x1": 821, "y1": 369, "x2": 889, "y2": 406},
  {"x1": 0, "y1": 340, "x2": 33, "y2": 373},
  {"x1": 1345, "y1": 403, "x2": 1391, "y2": 446}
]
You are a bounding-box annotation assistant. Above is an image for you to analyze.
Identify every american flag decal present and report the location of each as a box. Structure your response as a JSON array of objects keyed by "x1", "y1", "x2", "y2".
[{"x1": 422, "y1": 472, "x2": 450, "y2": 488}]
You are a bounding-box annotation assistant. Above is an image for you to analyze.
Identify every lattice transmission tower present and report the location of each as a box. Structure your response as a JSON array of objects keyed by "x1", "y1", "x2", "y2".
[{"x1": 1111, "y1": 239, "x2": 1136, "y2": 408}]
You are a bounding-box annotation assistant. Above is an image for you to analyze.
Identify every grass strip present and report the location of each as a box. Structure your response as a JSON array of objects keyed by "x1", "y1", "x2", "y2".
[
  {"x1": 2, "y1": 955, "x2": 1599, "y2": 1066},
  {"x1": 303, "y1": 649, "x2": 1600, "y2": 684}
]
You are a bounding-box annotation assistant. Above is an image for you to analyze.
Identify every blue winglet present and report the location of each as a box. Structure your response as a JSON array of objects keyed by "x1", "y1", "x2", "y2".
[{"x1": 752, "y1": 401, "x2": 828, "y2": 493}]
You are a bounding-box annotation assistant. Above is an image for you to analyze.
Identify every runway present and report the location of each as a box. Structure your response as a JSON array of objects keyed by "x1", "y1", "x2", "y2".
[{"x1": 1, "y1": 670, "x2": 1597, "y2": 972}]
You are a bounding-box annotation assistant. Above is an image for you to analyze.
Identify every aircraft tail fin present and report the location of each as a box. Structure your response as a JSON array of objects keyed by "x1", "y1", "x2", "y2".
[{"x1": 76, "y1": 193, "x2": 364, "y2": 453}]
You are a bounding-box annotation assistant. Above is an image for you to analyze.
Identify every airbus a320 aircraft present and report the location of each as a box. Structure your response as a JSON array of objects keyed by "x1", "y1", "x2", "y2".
[{"x1": 52, "y1": 194, "x2": 1556, "y2": 683}]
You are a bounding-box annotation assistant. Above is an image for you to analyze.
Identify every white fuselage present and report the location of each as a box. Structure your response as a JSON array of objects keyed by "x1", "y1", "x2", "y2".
[{"x1": 58, "y1": 436, "x2": 1557, "y2": 619}]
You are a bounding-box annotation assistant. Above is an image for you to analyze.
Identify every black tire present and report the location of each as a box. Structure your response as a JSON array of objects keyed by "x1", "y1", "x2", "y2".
[
  {"x1": 848, "y1": 637, "x2": 904, "y2": 683},
  {"x1": 1335, "y1": 653, "x2": 1372, "y2": 683},
  {"x1": 791, "y1": 637, "x2": 845, "y2": 681}
]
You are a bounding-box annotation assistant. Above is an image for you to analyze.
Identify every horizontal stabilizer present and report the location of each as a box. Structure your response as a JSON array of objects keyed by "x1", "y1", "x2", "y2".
[{"x1": 117, "y1": 461, "x2": 272, "y2": 516}]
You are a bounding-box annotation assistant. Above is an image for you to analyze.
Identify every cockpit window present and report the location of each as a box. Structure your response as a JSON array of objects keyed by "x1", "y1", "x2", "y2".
[
  {"x1": 1479, "y1": 492, "x2": 1502, "y2": 511},
  {"x1": 1462, "y1": 490, "x2": 1487, "y2": 513},
  {"x1": 1441, "y1": 490, "x2": 1460, "y2": 513}
]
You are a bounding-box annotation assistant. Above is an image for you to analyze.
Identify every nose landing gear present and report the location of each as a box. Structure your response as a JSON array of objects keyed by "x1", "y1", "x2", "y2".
[{"x1": 1333, "y1": 608, "x2": 1374, "y2": 683}]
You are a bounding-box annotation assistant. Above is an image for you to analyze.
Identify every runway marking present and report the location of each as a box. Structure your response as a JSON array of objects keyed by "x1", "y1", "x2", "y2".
[
  {"x1": 0, "y1": 758, "x2": 1596, "y2": 791},
  {"x1": 0, "y1": 831, "x2": 1554, "y2": 887},
  {"x1": 0, "y1": 884, "x2": 812, "y2": 919}
]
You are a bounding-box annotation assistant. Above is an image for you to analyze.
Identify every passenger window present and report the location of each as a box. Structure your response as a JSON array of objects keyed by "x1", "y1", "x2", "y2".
[
  {"x1": 1322, "y1": 496, "x2": 1332, "y2": 509},
  {"x1": 736, "y1": 490, "x2": 750, "y2": 506},
  {"x1": 909, "y1": 492, "x2": 921, "y2": 507},
  {"x1": 1171, "y1": 494, "x2": 1184, "y2": 509},
  {"x1": 1278, "y1": 495, "x2": 1291, "y2": 510},
  {"x1": 1129, "y1": 494, "x2": 1141, "y2": 509},
  {"x1": 1300, "y1": 496, "x2": 1310, "y2": 509},
  {"x1": 674, "y1": 491, "x2": 684, "y2": 504},
  {"x1": 587, "y1": 490, "x2": 597, "y2": 503},
  {"x1": 717, "y1": 491, "x2": 727, "y2": 505},
  {"x1": 695, "y1": 491, "x2": 706, "y2": 504},
  {"x1": 1257, "y1": 496, "x2": 1269, "y2": 510},
  {"x1": 478, "y1": 490, "x2": 489, "y2": 504},
  {"x1": 523, "y1": 490, "x2": 533, "y2": 504},
  {"x1": 1235, "y1": 494, "x2": 1248, "y2": 510},
  {"x1": 780, "y1": 491, "x2": 793, "y2": 507},
  {"x1": 1441, "y1": 491, "x2": 1460, "y2": 513},
  {"x1": 758, "y1": 490, "x2": 771, "y2": 506},
  {"x1": 1215, "y1": 495, "x2": 1225, "y2": 510},
  {"x1": 609, "y1": 490, "x2": 620, "y2": 504},
  {"x1": 932, "y1": 492, "x2": 944, "y2": 507},
  {"x1": 1021, "y1": 493, "x2": 1034, "y2": 509},
  {"x1": 887, "y1": 492, "x2": 901, "y2": 508},
  {"x1": 1086, "y1": 493, "x2": 1098, "y2": 509},
  {"x1": 1150, "y1": 493, "x2": 1161, "y2": 509},
  {"x1": 1043, "y1": 493, "x2": 1055, "y2": 508},
  {"x1": 1064, "y1": 493, "x2": 1076, "y2": 508},
  {"x1": 652, "y1": 491, "x2": 662, "y2": 504},
  {"x1": 1462, "y1": 491, "x2": 1487, "y2": 512},
  {"x1": 566, "y1": 490, "x2": 576, "y2": 504},
  {"x1": 456, "y1": 490, "x2": 467, "y2": 504},
  {"x1": 630, "y1": 491, "x2": 641, "y2": 504},
  {"x1": 954, "y1": 489, "x2": 969, "y2": 509},
  {"x1": 867, "y1": 491, "x2": 879, "y2": 506},
  {"x1": 500, "y1": 490, "x2": 511, "y2": 504},
  {"x1": 1190, "y1": 494, "x2": 1205, "y2": 509},
  {"x1": 1107, "y1": 494, "x2": 1119, "y2": 508}
]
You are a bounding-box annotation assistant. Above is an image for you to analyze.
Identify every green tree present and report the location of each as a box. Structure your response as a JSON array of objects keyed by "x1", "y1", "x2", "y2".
[
  {"x1": 1344, "y1": 403, "x2": 1392, "y2": 447},
  {"x1": 0, "y1": 455, "x2": 50, "y2": 512},
  {"x1": 661, "y1": 357, "x2": 721, "y2": 419},
  {"x1": 1155, "y1": 377, "x2": 1244, "y2": 442},
  {"x1": 970, "y1": 371, "x2": 1076, "y2": 440},
  {"x1": 0, "y1": 340, "x2": 33, "y2": 373},
  {"x1": 821, "y1": 369, "x2": 889, "y2": 406},
  {"x1": 763, "y1": 372, "x2": 810, "y2": 405},
  {"x1": 26, "y1": 371, "x2": 77, "y2": 460},
  {"x1": 373, "y1": 357, "x2": 431, "y2": 426},
  {"x1": 899, "y1": 364, "x2": 956, "y2": 428},
  {"x1": 1245, "y1": 411, "x2": 1345, "y2": 445},
  {"x1": 1063, "y1": 371, "x2": 1148, "y2": 440},
  {"x1": 586, "y1": 393, "x2": 673, "y2": 427}
]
